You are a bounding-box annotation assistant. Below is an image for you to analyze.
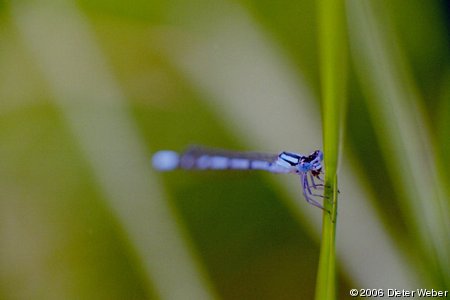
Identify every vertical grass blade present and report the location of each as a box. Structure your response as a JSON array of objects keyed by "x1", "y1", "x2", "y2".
[{"x1": 316, "y1": 0, "x2": 347, "y2": 299}]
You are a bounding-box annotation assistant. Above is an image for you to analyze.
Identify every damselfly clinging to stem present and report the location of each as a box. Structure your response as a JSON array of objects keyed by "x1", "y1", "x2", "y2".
[{"x1": 152, "y1": 146, "x2": 328, "y2": 211}]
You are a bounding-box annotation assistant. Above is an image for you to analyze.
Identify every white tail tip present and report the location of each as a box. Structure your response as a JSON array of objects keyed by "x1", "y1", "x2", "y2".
[{"x1": 152, "y1": 151, "x2": 179, "y2": 171}]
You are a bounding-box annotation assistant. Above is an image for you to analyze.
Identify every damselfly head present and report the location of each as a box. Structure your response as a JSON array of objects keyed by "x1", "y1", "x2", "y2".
[{"x1": 297, "y1": 150, "x2": 323, "y2": 175}]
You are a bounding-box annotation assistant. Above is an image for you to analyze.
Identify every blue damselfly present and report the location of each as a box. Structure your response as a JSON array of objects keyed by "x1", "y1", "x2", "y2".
[{"x1": 152, "y1": 146, "x2": 326, "y2": 210}]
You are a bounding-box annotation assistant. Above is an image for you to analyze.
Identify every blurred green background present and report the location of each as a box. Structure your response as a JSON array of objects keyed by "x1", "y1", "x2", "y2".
[{"x1": 1, "y1": 0, "x2": 449, "y2": 299}]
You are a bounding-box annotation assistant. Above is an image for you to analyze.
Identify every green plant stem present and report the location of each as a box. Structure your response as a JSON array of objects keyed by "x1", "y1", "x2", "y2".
[
  {"x1": 315, "y1": 0, "x2": 347, "y2": 299},
  {"x1": 315, "y1": 177, "x2": 338, "y2": 300}
]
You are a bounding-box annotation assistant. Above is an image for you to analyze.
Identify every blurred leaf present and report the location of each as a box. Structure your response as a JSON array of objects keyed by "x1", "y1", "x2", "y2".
[{"x1": 347, "y1": 0, "x2": 450, "y2": 288}]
